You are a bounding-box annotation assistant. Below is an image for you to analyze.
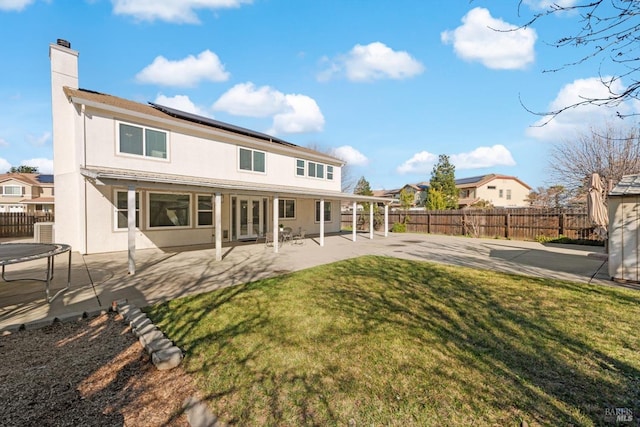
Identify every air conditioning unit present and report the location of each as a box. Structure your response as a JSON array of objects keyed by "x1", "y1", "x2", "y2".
[{"x1": 34, "y1": 222, "x2": 55, "y2": 244}]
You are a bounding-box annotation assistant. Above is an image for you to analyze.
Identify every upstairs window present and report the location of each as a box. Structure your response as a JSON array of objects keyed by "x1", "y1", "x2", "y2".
[
  {"x1": 2, "y1": 185, "x2": 23, "y2": 196},
  {"x1": 296, "y1": 159, "x2": 334, "y2": 180},
  {"x1": 308, "y1": 162, "x2": 324, "y2": 179},
  {"x1": 239, "y1": 148, "x2": 266, "y2": 173},
  {"x1": 506, "y1": 189, "x2": 512, "y2": 200},
  {"x1": 119, "y1": 123, "x2": 167, "y2": 159}
]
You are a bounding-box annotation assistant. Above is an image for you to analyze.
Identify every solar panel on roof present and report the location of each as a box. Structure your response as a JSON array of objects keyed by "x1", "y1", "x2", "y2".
[
  {"x1": 149, "y1": 102, "x2": 299, "y2": 148},
  {"x1": 455, "y1": 175, "x2": 486, "y2": 185},
  {"x1": 37, "y1": 174, "x2": 54, "y2": 183}
]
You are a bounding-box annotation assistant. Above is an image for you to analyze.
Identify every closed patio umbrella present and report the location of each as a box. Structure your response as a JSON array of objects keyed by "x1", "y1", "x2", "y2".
[{"x1": 587, "y1": 173, "x2": 608, "y2": 240}]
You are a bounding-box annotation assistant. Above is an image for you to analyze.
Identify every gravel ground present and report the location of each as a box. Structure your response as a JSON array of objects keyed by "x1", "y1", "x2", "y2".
[{"x1": 0, "y1": 312, "x2": 199, "y2": 426}]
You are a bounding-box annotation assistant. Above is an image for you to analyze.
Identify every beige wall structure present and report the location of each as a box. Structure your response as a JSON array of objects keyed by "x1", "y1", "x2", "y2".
[{"x1": 456, "y1": 174, "x2": 531, "y2": 208}]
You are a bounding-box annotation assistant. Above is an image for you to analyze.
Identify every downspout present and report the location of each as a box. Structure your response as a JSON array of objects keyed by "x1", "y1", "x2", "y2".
[{"x1": 82, "y1": 105, "x2": 88, "y2": 254}]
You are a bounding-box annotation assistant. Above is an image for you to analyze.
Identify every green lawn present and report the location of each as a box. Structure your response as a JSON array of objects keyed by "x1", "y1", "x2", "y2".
[{"x1": 147, "y1": 256, "x2": 640, "y2": 426}]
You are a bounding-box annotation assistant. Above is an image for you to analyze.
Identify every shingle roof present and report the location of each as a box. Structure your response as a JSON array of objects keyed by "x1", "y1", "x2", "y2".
[
  {"x1": 455, "y1": 174, "x2": 531, "y2": 190},
  {"x1": 0, "y1": 173, "x2": 53, "y2": 187},
  {"x1": 610, "y1": 174, "x2": 640, "y2": 196}
]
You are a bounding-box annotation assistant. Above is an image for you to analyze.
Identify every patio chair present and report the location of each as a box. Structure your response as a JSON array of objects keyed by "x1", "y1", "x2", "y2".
[
  {"x1": 292, "y1": 228, "x2": 306, "y2": 245},
  {"x1": 282, "y1": 227, "x2": 293, "y2": 245},
  {"x1": 264, "y1": 232, "x2": 274, "y2": 247}
]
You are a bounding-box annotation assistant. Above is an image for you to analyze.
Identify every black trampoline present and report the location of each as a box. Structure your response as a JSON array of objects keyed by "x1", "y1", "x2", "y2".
[{"x1": 0, "y1": 243, "x2": 71, "y2": 303}]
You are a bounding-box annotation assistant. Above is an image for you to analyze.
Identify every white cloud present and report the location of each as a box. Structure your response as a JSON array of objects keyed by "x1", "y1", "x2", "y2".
[
  {"x1": 21, "y1": 158, "x2": 53, "y2": 174},
  {"x1": 26, "y1": 131, "x2": 50, "y2": 147},
  {"x1": 0, "y1": 157, "x2": 10, "y2": 172},
  {"x1": 441, "y1": 7, "x2": 536, "y2": 70},
  {"x1": 112, "y1": 0, "x2": 253, "y2": 24},
  {"x1": 214, "y1": 83, "x2": 325, "y2": 134},
  {"x1": 0, "y1": 137, "x2": 9, "y2": 147},
  {"x1": 319, "y1": 42, "x2": 424, "y2": 82},
  {"x1": 398, "y1": 145, "x2": 516, "y2": 174},
  {"x1": 451, "y1": 144, "x2": 516, "y2": 169},
  {"x1": 154, "y1": 94, "x2": 208, "y2": 116},
  {"x1": 136, "y1": 50, "x2": 229, "y2": 87},
  {"x1": 212, "y1": 82, "x2": 286, "y2": 117},
  {"x1": 526, "y1": 77, "x2": 638, "y2": 141},
  {"x1": 397, "y1": 151, "x2": 438, "y2": 174},
  {"x1": 0, "y1": 0, "x2": 34, "y2": 11},
  {"x1": 270, "y1": 94, "x2": 325, "y2": 134},
  {"x1": 331, "y1": 145, "x2": 369, "y2": 166},
  {"x1": 522, "y1": 0, "x2": 577, "y2": 10}
]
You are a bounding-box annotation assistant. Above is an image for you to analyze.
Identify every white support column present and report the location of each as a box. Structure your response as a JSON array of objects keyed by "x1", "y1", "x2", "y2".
[
  {"x1": 320, "y1": 199, "x2": 325, "y2": 247},
  {"x1": 127, "y1": 185, "x2": 136, "y2": 275},
  {"x1": 352, "y1": 201, "x2": 357, "y2": 242},
  {"x1": 384, "y1": 204, "x2": 389, "y2": 237},
  {"x1": 369, "y1": 202, "x2": 374, "y2": 240},
  {"x1": 273, "y1": 195, "x2": 279, "y2": 253},
  {"x1": 215, "y1": 192, "x2": 222, "y2": 261}
]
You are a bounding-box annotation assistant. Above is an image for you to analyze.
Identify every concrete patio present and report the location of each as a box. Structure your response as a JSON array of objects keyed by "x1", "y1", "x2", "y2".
[{"x1": 0, "y1": 232, "x2": 620, "y2": 333}]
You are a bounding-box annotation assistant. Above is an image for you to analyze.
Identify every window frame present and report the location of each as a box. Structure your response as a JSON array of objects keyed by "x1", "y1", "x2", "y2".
[
  {"x1": 2, "y1": 185, "x2": 23, "y2": 196},
  {"x1": 297, "y1": 159, "x2": 334, "y2": 181},
  {"x1": 196, "y1": 194, "x2": 214, "y2": 228},
  {"x1": 147, "y1": 191, "x2": 192, "y2": 229},
  {"x1": 114, "y1": 190, "x2": 140, "y2": 231},
  {"x1": 117, "y1": 121, "x2": 169, "y2": 161},
  {"x1": 314, "y1": 200, "x2": 332, "y2": 223},
  {"x1": 278, "y1": 199, "x2": 296, "y2": 220},
  {"x1": 506, "y1": 189, "x2": 512, "y2": 200},
  {"x1": 238, "y1": 147, "x2": 266, "y2": 173}
]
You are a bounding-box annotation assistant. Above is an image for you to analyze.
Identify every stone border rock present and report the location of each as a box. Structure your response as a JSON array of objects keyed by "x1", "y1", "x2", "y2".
[
  {"x1": 114, "y1": 299, "x2": 224, "y2": 426},
  {"x1": 113, "y1": 299, "x2": 183, "y2": 371}
]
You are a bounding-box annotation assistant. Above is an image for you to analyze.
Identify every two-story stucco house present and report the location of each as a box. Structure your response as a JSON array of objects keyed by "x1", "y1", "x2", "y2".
[
  {"x1": 50, "y1": 40, "x2": 390, "y2": 272},
  {"x1": 457, "y1": 174, "x2": 531, "y2": 208},
  {"x1": 0, "y1": 173, "x2": 55, "y2": 214}
]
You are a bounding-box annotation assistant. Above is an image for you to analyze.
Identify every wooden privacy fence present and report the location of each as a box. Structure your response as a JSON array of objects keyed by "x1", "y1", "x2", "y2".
[
  {"x1": 0, "y1": 213, "x2": 54, "y2": 238},
  {"x1": 341, "y1": 208, "x2": 599, "y2": 242}
]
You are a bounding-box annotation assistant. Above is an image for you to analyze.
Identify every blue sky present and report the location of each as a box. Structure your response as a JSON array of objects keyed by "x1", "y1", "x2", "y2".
[{"x1": 1, "y1": 0, "x2": 638, "y2": 191}]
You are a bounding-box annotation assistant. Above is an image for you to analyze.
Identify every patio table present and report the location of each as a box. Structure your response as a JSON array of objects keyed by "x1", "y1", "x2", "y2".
[{"x1": 0, "y1": 243, "x2": 71, "y2": 303}]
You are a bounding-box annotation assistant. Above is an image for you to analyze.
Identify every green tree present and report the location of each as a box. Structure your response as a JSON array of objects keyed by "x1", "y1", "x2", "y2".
[
  {"x1": 425, "y1": 188, "x2": 447, "y2": 210},
  {"x1": 429, "y1": 155, "x2": 458, "y2": 209},
  {"x1": 9, "y1": 165, "x2": 39, "y2": 173},
  {"x1": 398, "y1": 188, "x2": 413, "y2": 224},
  {"x1": 353, "y1": 176, "x2": 374, "y2": 229}
]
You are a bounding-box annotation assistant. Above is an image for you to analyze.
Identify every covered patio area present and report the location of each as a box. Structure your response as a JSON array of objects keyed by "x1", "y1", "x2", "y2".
[{"x1": 81, "y1": 167, "x2": 391, "y2": 274}]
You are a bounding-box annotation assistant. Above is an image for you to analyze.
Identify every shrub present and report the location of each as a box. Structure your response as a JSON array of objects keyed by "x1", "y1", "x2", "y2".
[{"x1": 391, "y1": 222, "x2": 406, "y2": 233}]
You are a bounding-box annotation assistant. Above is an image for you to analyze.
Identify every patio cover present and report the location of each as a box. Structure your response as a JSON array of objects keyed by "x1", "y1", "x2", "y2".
[{"x1": 80, "y1": 167, "x2": 392, "y2": 273}]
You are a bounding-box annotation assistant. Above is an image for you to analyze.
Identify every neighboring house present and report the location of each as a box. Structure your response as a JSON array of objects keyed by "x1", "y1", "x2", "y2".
[
  {"x1": 456, "y1": 174, "x2": 531, "y2": 208},
  {"x1": 0, "y1": 173, "x2": 54, "y2": 214},
  {"x1": 376, "y1": 175, "x2": 531, "y2": 210},
  {"x1": 374, "y1": 184, "x2": 426, "y2": 209},
  {"x1": 49, "y1": 40, "x2": 390, "y2": 270}
]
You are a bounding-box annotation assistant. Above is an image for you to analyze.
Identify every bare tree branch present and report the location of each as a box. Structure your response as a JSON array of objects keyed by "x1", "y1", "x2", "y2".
[
  {"x1": 488, "y1": 0, "x2": 640, "y2": 118},
  {"x1": 548, "y1": 123, "x2": 640, "y2": 196}
]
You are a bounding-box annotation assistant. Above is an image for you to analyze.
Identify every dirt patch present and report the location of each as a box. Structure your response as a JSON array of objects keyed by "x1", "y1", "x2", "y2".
[{"x1": 0, "y1": 312, "x2": 199, "y2": 426}]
